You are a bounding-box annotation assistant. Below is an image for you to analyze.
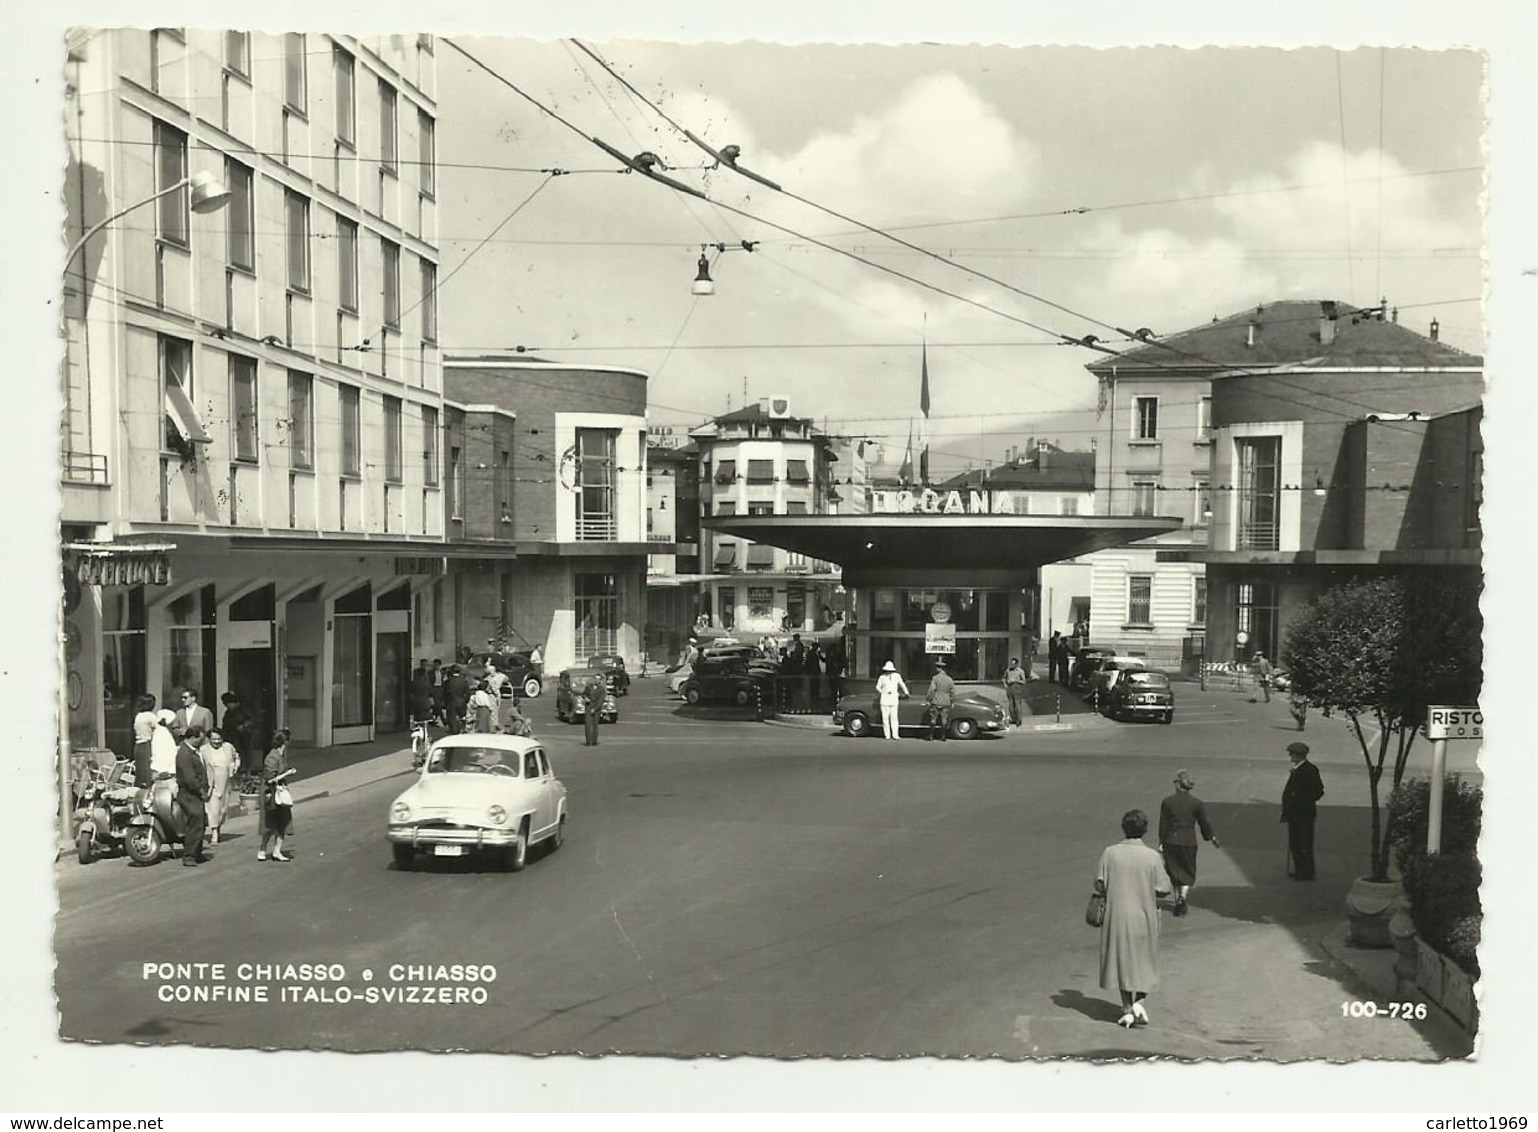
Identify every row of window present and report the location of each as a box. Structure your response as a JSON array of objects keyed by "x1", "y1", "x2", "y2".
[
  {"x1": 709, "y1": 458, "x2": 814, "y2": 485},
  {"x1": 150, "y1": 108, "x2": 436, "y2": 340},
  {"x1": 160, "y1": 333, "x2": 440, "y2": 484},
  {"x1": 1132, "y1": 394, "x2": 1212, "y2": 441}
]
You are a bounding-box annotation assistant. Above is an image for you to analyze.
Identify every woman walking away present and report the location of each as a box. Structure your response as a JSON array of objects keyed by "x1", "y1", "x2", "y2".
[
  {"x1": 259, "y1": 729, "x2": 296, "y2": 862},
  {"x1": 1095, "y1": 808, "x2": 1172, "y2": 1028},
  {"x1": 875, "y1": 660, "x2": 909, "y2": 741},
  {"x1": 131, "y1": 694, "x2": 158, "y2": 787},
  {"x1": 1158, "y1": 770, "x2": 1219, "y2": 917},
  {"x1": 200, "y1": 728, "x2": 240, "y2": 846}
]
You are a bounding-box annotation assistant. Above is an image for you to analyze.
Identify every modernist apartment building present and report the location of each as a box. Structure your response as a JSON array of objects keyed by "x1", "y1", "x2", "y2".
[
  {"x1": 441, "y1": 356, "x2": 654, "y2": 675},
  {"x1": 61, "y1": 30, "x2": 443, "y2": 758},
  {"x1": 1086, "y1": 299, "x2": 1479, "y2": 670},
  {"x1": 689, "y1": 400, "x2": 851, "y2": 638},
  {"x1": 1195, "y1": 321, "x2": 1481, "y2": 663}
]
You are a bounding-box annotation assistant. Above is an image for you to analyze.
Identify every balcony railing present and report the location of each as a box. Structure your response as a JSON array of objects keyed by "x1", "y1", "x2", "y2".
[
  {"x1": 61, "y1": 451, "x2": 109, "y2": 485},
  {"x1": 1237, "y1": 521, "x2": 1280, "y2": 551},
  {"x1": 577, "y1": 514, "x2": 617, "y2": 541}
]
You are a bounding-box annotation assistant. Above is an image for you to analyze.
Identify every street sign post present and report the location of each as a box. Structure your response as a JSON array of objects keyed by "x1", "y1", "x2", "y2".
[{"x1": 1424, "y1": 705, "x2": 1482, "y2": 855}]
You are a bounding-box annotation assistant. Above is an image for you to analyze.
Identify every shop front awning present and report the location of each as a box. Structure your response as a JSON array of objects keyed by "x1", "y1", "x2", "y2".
[
  {"x1": 64, "y1": 541, "x2": 176, "y2": 586},
  {"x1": 702, "y1": 513, "x2": 1183, "y2": 586}
]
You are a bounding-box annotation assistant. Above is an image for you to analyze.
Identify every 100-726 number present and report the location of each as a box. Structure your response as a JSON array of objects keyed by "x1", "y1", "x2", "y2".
[{"x1": 1340, "y1": 1000, "x2": 1428, "y2": 1019}]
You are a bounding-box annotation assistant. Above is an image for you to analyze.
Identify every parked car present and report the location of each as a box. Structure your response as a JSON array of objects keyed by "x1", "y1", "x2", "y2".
[
  {"x1": 831, "y1": 686, "x2": 1008, "y2": 740},
  {"x1": 387, "y1": 733, "x2": 567, "y2": 871},
  {"x1": 1069, "y1": 648, "x2": 1118, "y2": 692},
  {"x1": 679, "y1": 656, "x2": 768, "y2": 707},
  {"x1": 1102, "y1": 669, "x2": 1175, "y2": 724},
  {"x1": 1087, "y1": 657, "x2": 1149, "y2": 700},
  {"x1": 554, "y1": 668, "x2": 619, "y2": 724},
  {"x1": 467, "y1": 651, "x2": 544, "y2": 699},
  {"x1": 586, "y1": 653, "x2": 632, "y2": 695}
]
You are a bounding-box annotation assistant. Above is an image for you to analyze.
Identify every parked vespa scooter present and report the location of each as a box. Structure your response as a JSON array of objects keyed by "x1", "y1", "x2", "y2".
[
  {"x1": 73, "y1": 774, "x2": 139, "y2": 864},
  {"x1": 124, "y1": 775, "x2": 194, "y2": 865}
]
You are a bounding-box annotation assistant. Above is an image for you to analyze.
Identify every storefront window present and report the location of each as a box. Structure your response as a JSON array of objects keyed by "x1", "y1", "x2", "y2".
[
  {"x1": 332, "y1": 583, "x2": 372, "y2": 727},
  {"x1": 574, "y1": 573, "x2": 618, "y2": 658},
  {"x1": 748, "y1": 586, "x2": 774, "y2": 619},
  {"x1": 163, "y1": 584, "x2": 216, "y2": 707},
  {"x1": 101, "y1": 587, "x2": 147, "y2": 761}
]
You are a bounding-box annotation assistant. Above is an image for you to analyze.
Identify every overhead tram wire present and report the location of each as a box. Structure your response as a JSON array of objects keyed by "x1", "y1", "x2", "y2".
[
  {"x1": 444, "y1": 38, "x2": 1474, "y2": 442},
  {"x1": 570, "y1": 38, "x2": 1125, "y2": 341},
  {"x1": 563, "y1": 39, "x2": 1478, "y2": 437}
]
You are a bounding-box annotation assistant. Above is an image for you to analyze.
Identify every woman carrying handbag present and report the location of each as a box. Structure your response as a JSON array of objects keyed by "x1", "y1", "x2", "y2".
[
  {"x1": 1093, "y1": 808, "x2": 1172, "y2": 1028},
  {"x1": 259, "y1": 728, "x2": 297, "y2": 862}
]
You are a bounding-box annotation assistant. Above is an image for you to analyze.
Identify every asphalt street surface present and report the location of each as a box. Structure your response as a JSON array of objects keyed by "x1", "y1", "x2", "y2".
[{"x1": 54, "y1": 678, "x2": 1474, "y2": 1060}]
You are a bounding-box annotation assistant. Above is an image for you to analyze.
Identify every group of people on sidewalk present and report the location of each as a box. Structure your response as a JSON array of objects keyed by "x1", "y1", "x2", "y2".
[
  {"x1": 1092, "y1": 742, "x2": 1326, "y2": 1028},
  {"x1": 409, "y1": 657, "x2": 533, "y2": 738},
  {"x1": 125, "y1": 684, "x2": 296, "y2": 870}
]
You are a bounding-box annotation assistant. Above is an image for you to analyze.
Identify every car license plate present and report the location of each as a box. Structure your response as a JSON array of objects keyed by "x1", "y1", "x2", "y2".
[{"x1": 432, "y1": 845, "x2": 465, "y2": 857}]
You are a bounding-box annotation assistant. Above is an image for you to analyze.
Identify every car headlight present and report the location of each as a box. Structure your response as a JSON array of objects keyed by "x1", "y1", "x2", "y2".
[
  {"x1": 487, "y1": 804, "x2": 508, "y2": 825},
  {"x1": 391, "y1": 800, "x2": 413, "y2": 822}
]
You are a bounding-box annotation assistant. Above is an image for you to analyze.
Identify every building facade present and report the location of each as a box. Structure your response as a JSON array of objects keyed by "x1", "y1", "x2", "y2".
[
  {"x1": 441, "y1": 357, "x2": 653, "y2": 675},
  {"x1": 1197, "y1": 345, "x2": 1481, "y2": 664},
  {"x1": 643, "y1": 439, "x2": 702, "y2": 664},
  {"x1": 690, "y1": 400, "x2": 849, "y2": 638},
  {"x1": 62, "y1": 30, "x2": 443, "y2": 758}
]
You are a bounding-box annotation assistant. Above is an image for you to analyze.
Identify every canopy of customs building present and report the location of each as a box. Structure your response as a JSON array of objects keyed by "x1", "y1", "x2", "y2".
[{"x1": 703, "y1": 514, "x2": 1182, "y2": 587}]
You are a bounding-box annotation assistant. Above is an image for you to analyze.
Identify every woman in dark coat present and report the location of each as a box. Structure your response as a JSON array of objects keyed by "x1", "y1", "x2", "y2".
[{"x1": 1158, "y1": 769, "x2": 1219, "y2": 917}]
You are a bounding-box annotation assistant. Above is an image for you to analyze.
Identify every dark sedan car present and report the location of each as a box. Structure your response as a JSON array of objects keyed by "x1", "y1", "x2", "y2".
[
  {"x1": 553, "y1": 668, "x2": 619, "y2": 724},
  {"x1": 1102, "y1": 670, "x2": 1175, "y2": 724},
  {"x1": 831, "y1": 687, "x2": 1007, "y2": 739},
  {"x1": 586, "y1": 653, "x2": 632, "y2": 695},
  {"x1": 679, "y1": 656, "x2": 768, "y2": 707}
]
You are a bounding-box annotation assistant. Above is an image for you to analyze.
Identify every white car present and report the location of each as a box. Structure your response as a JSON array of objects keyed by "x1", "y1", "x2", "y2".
[{"x1": 388, "y1": 734, "x2": 567, "y2": 872}]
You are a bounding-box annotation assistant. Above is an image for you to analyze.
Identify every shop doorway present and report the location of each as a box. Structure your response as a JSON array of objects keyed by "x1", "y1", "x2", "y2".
[
  {"x1": 227, "y1": 647, "x2": 275, "y2": 763},
  {"x1": 374, "y1": 632, "x2": 410, "y2": 732}
]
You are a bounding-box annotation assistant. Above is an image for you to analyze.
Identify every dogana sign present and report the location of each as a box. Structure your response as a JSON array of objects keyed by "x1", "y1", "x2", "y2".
[{"x1": 1426, "y1": 705, "x2": 1482, "y2": 741}]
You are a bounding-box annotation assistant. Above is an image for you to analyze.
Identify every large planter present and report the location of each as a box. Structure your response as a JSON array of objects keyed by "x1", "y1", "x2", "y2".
[
  {"x1": 1388, "y1": 895, "x2": 1419, "y2": 995},
  {"x1": 1416, "y1": 939, "x2": 1479, "y2": 1033},
  {"x1": 1416, "y1": 938, "x2": 1445, "y2": 1003},
  {"x1": 1345, "y1": 877, "x2": 1401, "y2": 948}
]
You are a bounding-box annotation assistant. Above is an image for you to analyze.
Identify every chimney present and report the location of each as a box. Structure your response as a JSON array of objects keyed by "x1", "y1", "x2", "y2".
[
  {"x1": 1430, "y1": 318, "x2": 1440, "y2": 342},
  {"x1": 1319, "y1": 300, "x2": 1338, "y2": 346},
  {"x1": 1037, "y1": 443, "x2": 1050, "y2": 470},
  {"x1": 1391, "y1": 307, "x2": 1399, "y2": 324},
  {"x1": 1246, "y1": 319, "x2": 1259, "y2": 348}
]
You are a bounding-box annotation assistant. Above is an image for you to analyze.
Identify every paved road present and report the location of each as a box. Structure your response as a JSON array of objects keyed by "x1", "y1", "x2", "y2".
[{"x1": 54, "y1": 679, "x2": 1472, "y2": 1060}]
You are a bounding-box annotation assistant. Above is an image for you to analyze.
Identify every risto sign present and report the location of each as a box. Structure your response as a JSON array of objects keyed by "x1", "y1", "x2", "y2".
[{"x1": 1425, "y1": 705, "x2": 1482, "y2": 741}]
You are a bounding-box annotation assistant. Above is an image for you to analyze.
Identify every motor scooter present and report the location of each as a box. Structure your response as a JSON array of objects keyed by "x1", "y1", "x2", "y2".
[
  {"x1": 409, "y1": 718, "x2": 431, "y2": 771},
  {"x1": 123, "y1": 775, "x2": 197, "y2": 865},
  {"x1": 72, "y1": 775, "x2": 139, "y2": 864}
]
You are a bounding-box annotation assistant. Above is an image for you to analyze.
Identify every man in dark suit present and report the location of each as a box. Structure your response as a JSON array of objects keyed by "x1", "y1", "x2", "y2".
[
  {"x1": 172, "y1": 687, "x2": 215, "y2": 743},
  {"x1": 443, "y1": 666, "x2": 471, "y2": 734},
  {"x1": 1281, "y1": 741, "x2": 1325, "y2": 880},
  {"x1": 175, "y1": 724, "x2": 211, "y2": 866}
]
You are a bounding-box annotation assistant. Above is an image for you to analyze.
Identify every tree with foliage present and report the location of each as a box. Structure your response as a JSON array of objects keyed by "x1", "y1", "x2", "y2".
[{"x1": 1281, "y1": 575, "x2": 1482, "y2": 882}]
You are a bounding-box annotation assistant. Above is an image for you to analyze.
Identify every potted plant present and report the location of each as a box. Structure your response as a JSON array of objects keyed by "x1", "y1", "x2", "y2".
[
  {"x1": 233, "y1": 771, "x2": 264, "y2": 814},
  {"x1": 1282, "y1": 577, "x2": 1482, "y2": 946}
]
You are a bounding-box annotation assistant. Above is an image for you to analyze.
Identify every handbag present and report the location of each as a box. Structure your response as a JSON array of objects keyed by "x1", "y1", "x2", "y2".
[
  {"x1": 1085, "y1": 891, "x2": 1106, "y2": 928},
  {"x1": 272, "y1": 783, "x2": 294, "y2": 807}
]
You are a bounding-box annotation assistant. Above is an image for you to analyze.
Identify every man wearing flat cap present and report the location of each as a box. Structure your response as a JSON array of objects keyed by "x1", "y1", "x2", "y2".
[{"x1": 1281, "y1": 741, "x2": 1325, "y2": 880}]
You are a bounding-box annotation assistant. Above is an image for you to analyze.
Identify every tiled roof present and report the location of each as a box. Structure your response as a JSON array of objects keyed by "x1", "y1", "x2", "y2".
[
  {"x1": 1086, "y1": 300, "x2": 1482, "y2": 374},
  {"x1": 712, "y1": 403, "x2": 814, "y2": 426},
  {"x1": 936, "y1": 449, "x2": 1096, "y2": 493}
]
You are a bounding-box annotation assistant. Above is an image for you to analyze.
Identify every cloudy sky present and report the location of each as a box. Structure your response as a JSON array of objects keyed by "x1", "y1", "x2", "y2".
[{"x1": 435, "y1": 40, "x2": 1484, "y2": 477}]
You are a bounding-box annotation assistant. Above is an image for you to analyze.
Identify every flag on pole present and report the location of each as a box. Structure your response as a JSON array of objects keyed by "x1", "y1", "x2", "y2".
[
  {"x1": 919, "y1": 341, "x2": 931, "y2": 484},
  {"x1": 898, "y1": 420, "x2": 914, "y2": 482}
]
